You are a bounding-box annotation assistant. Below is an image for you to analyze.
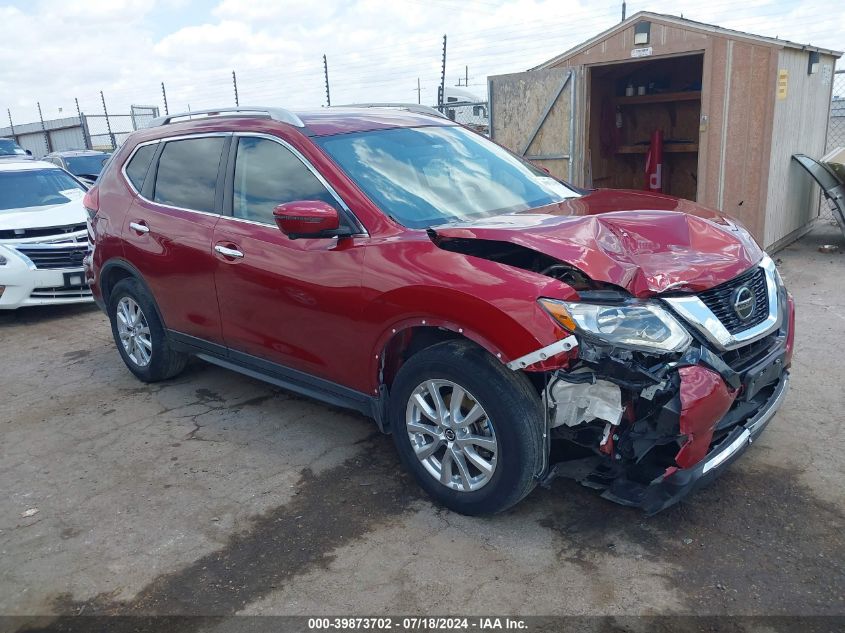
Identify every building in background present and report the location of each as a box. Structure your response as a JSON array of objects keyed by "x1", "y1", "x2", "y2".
[{"x1": 488, "y1": 11, "x2": 841, "y2": 249}]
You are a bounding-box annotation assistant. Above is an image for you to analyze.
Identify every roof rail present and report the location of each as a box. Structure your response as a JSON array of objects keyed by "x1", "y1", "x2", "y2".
[
  {"x1": 147, "y1": 106, "x2": 305, "y2": 128},
  {"x1": 335, "y1": 103, "x2": 448, "y2": 119}
]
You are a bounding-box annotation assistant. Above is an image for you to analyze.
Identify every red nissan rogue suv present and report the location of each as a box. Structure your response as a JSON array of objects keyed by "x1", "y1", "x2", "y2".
[{"x1": 84, "y1": 106, "x2": 794, "y2": 515}]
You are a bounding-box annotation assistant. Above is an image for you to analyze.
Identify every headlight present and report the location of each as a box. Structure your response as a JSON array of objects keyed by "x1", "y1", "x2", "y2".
[{"x1": 539, "y1": 298, "x2": 692, "y2": 353}]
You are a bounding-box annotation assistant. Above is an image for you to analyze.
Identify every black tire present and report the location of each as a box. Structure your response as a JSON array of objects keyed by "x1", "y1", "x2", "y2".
[
  {"x1": 107, "y1": 277, "x2": 187, "y2": 382},
  {"x1": 389, "y1": 340, "x2": 544, "y2": 515}
]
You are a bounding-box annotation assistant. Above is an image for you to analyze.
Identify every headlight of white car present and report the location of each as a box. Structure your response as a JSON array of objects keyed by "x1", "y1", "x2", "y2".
[{"x1": 539, "y1": 298, "x2": 692, "y2": 353}]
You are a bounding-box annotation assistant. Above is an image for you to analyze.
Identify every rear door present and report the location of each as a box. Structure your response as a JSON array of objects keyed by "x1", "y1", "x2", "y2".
[
  {"x1": 212, "y1": 133, "x2": 367, "y2": 386},
  {"x1": 121, "y1": 134, "x2": 229, "y2": 345}
]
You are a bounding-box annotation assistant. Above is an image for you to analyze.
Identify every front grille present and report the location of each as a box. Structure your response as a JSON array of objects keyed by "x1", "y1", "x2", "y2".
[
  {"x1": 31, "y1": 284, "x2": 92, "y2": 299},
  {"x1": 0, "y1": 224, "x2": 86, "y2": 241},
  {"x1": 718, "y1": 332, "x2": 779, "y2": 372},
  {"x1": 16, "y1": 245, "x2": 87, "y2": 270},
  {"x1": 698, "y1": 266, "x2": 769, "y2": 334}
]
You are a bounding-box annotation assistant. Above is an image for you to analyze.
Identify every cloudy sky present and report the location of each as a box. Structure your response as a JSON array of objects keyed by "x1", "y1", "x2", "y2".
[{"x1": 0, "y1": 0, "x2": 842, "y2": 125}]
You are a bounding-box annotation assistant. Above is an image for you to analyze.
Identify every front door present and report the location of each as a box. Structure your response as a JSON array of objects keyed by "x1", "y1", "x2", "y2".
[{"x1": 212, "y1": 134, "x2": 367, "y2": 388}]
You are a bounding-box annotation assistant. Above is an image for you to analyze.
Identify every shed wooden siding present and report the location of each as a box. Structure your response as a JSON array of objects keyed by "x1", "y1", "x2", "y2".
[
  {"x1": 546, "y1": 21, "x2": 710, "y2": 68},
  {"x1": 763, "y1": 49, "x2": 838, "y2": 246},
  {"x1": 701, "y1": 39, "x2": 777, "y2": 240},
  {"x1": 489, "y1": 68, "x2": 575, "y2": 180}
]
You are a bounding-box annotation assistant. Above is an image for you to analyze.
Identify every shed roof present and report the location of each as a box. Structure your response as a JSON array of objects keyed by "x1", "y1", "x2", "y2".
[{"x1": 533, "y1": 11, "x2": 842, "y2": 70}]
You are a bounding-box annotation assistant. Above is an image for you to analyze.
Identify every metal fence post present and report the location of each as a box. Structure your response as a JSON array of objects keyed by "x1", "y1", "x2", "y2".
[
  {"x1": 101, "y1": 90, "x2": 115, "y2": 150},
  {"x1": 161, "y1": 82, "x2": 169, "y2": 116},
  {"x1": 7, "y1": 109, "x2": 16, "y2": 144},
  {"x1": 438, "y1": 34, "x2": 447, "y2": 113},
  {"x1": 323, "y1": 55, "x2": 331, "y2": 107},
  {"x1": 75, "y1": 98, "x2": 91, "y2": 149},
  {"x1": 37, "y1": 101, "x2": 52, "y2": 154},
  {"x1": 80, "y1": 113, "x2": 93, "y2": 151}
]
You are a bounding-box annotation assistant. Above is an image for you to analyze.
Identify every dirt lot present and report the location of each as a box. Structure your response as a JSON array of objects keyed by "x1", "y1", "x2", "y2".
[{"x1": 1, "y1": 222, "x2": 843, "y2": 625}]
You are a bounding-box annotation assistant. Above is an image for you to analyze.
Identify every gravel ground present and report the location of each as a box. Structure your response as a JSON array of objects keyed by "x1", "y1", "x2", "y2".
[{"x1": 1, "y1": 221, "x2": 843, "y2": 627}]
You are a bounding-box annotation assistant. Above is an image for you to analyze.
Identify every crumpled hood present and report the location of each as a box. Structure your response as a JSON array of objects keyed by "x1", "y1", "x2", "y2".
[{"x1": 432, "y1": 189, "x2": 763, "y2": 297}]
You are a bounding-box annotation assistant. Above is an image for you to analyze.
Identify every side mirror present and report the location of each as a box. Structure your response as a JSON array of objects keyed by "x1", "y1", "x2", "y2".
[
  {"x1": 273, "y1": 200, "x2": 341, "y2": 239},
  {"x1": 25, "y1": 149, "x2": 32, "y2": 156}
]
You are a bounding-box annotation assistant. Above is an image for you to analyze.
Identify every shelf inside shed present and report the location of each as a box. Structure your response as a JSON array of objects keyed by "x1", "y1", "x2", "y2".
[
  {"x1": 616, "y1": 143, "x2": 699, "y2": 154},
  {"x1": 615, "y1": 91, "x2": 701, "y2": 106},
  {"x1": 586, "y1": 53, "x2": 704, "y2": 201}
]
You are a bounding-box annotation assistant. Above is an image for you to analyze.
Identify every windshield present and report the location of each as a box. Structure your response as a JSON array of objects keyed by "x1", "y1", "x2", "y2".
[
  {"x1": 0, "y1": 169, "x2": 86, "y2": 211},
  {"x1": 316, "y1": 125, "x2": 579, "y2": 228},
  {"x1": 65, "y1": 154, "x2": 109, "y2": 176},
  {"x1": 0, "y1": 139, "x2": 27, "y2": 156}
]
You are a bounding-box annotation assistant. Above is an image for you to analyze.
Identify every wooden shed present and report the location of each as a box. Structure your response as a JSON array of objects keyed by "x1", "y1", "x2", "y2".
[{"x1": 488, "y1": 12, "x2": 842, "y2": 249}]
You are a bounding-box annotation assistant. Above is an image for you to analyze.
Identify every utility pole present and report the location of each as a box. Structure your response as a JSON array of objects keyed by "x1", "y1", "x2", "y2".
[
  {"x1": 100, "y1": 90, "x2": 115, "y2": 150},
  {"x1": 37, "y1": 101, "x2": 52, "y2": 154},
  {"x1": 232, "y1": 70, "x2": 239, "y2": 107},
  {"x1": 161, "y1": 82, "x2": 169, "y2": 115},
  {"x1": 621, "y1": 1, "x2": 626, "y2": 21},
  {"x1": 323, "y1": 54, "x2": 331, "y2": 107},
  {"x1": 438, "y1": 34, "x2": 447, "y2": 112},
  {"x1": 416, "y1": 78, "x2": 421, "y2": 104}
]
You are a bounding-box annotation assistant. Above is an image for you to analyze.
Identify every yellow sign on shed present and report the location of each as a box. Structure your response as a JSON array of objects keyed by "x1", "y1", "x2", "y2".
[{"x1": 777, "y1": 69, "x2": 789, "y2": 100}]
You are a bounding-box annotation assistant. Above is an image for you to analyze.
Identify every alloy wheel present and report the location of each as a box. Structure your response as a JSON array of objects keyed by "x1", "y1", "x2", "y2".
[
  {"x1": 116, "y1": 296, "x2": 152, "y2": 367},
  {"x1": 405, "y1": 379, "x2": 498, "y2": 492}
]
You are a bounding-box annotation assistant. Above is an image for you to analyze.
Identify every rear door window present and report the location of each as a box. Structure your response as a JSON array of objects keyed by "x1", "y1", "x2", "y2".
[
  {"x1": 124, "y1": 144, "x2": 157, "y2": 191},
  {"x1": 153, "y1": 137, "x2": 225, "y2": 213}
]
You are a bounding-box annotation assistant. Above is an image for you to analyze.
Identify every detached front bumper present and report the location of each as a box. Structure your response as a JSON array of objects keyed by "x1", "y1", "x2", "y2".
[{"x1": 637, "y1": 371, "x2": 789, "y2": 514}]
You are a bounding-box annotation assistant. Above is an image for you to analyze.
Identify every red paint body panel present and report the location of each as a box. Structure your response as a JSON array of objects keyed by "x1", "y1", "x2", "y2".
[
  {"x1": 674, "y1": 366, "x2": 738, "y2": 468},
  {"x1": 433, "y1": 189, "x2": 764, "y2": 297},
  {"x1": 123, "y1": 198, "x2": 223, "y2": 343},
  {"x1": 357, "y1": 235, "x2": 580, "y2": 392},
  {"x1": 212, "y1": 219, "x2": 368, "y2": 385}
]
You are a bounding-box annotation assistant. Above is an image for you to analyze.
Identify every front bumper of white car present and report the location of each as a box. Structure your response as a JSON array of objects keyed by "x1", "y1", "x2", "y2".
[{"x1": 0, "y1": 242, "x2": 92, "y2": 309}]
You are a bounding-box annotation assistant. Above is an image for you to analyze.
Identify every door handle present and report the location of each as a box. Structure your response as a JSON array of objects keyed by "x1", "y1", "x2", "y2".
[
  {"x1": 129, "y1": 221, "x2": 150, "y2": 234},
  {"x1": 214, "y1": 244, "x2": 244, "y2": 259}
]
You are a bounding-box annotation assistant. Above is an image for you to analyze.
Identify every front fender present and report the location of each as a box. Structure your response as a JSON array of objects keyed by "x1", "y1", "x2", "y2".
[{"x1": 365, "y1": 285, "x2": 576, "y2": 392}]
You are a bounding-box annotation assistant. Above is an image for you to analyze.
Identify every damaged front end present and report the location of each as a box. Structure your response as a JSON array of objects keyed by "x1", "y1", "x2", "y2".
[{"x1": 535, "y1": 255, "x2": 793, "y2": 514}]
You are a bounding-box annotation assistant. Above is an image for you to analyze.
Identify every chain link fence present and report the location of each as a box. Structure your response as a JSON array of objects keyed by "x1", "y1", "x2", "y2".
[
  {"x1": 439, "y1": 100, "x2": 489, "y2": 135},
  {"x1": 827, "y1": 70, "x2": 845, "y2": 153},
  {"x1": 0, "y1": 105, "x2": 159, "y2": 157},
  {"x1": 83, "y1": 105, "x2": 159, "y2": 152}
]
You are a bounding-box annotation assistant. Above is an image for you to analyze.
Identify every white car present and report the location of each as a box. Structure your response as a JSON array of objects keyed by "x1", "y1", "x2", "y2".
[{"x1": 0, "y1": 160, "x2": 92, "y2": 309}]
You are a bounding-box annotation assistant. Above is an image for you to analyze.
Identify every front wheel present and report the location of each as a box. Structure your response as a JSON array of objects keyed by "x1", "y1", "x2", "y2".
[{"x1": 389, "y1": 340, "x2": 544, "y2": 515}]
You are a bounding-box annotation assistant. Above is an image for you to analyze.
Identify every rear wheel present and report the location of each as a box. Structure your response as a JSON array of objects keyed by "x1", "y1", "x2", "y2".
[
  {"x1": 389, "y1": 340, "x2": 544, "y2": 515},
  {"x1": 108, "y1": 277, "x2": 187, "y2": 382}
]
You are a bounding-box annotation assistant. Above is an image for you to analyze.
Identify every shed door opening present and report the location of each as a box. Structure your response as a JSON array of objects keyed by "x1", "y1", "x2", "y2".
[{"x1": 586, "y1": 53, "x2": 703, "y2": 201}]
